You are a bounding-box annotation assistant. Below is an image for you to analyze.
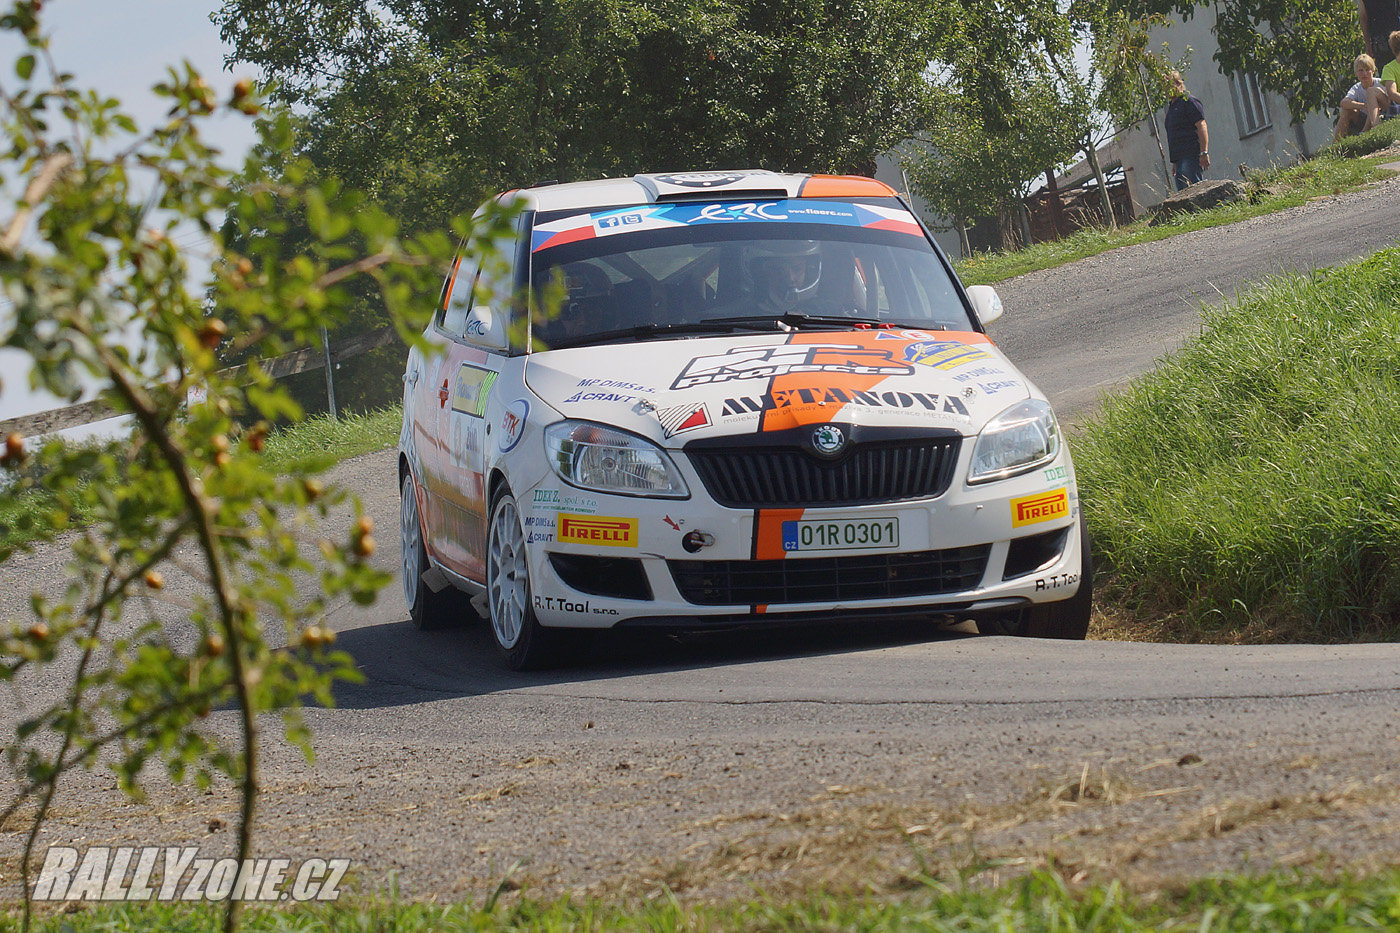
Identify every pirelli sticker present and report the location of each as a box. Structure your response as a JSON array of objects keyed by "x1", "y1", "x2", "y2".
[
  {"x1": 557, "y1": 513, "x2": 639, "y2": 547},
  {"x1": 1010, "y1": 488, "x2": 1069, "y2": 528}
]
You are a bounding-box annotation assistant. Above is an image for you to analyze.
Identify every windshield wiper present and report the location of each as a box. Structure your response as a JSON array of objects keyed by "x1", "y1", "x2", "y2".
[
  {"x1": 775, "y1": 311, "x2": 944, "y2": 331},
  {"x1": 544, "y1": 316, "x2": 786, "y2": 349}
]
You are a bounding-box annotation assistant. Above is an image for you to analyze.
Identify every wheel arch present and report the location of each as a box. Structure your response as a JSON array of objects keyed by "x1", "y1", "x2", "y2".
[{"x1": 487, "y1": 467, "x2": 510, "y2": 507}]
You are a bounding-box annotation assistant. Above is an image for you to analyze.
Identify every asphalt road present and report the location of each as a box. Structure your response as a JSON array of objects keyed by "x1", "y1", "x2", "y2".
[
  {"x1": 3, "y1": 169, "x2": 1400, "y2": 903},
  {"x1": 990, "y1": 169, "x2": 1400, "y2": 419}
]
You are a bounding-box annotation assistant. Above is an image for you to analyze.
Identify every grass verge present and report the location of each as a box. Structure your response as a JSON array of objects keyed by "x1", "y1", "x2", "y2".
[
  {"x1": 1076, "y1": 247, "x2": 1400, "y2": 643},
  {"x1": 0, "y1": 409, "x2": 401, "y2": 554},
  {"x1": 955, "y1": 122, "x2": 1400, "y2": 286},
  {"x1": 6, "y1": 867, "x2": 1400, "y2": 930}
]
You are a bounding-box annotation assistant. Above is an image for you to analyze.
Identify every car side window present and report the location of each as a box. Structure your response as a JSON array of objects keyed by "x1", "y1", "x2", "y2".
[
  {"x1": 439, "y1": 255, "x2": 478, "y2": 339},
  {"x1": 438, "y1": 211, "x2": 526, "y2": 344}
]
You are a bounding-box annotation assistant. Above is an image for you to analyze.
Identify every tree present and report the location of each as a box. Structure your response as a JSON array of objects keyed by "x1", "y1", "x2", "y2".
[
  {"x1": 0, "y1": 3, "x2": 507, "y2": 929},
  {"x1": 217, "y1": 0, "x2": 956, "y2": 206},
  {"x1": 905, "y1": 83, "x2": 1073, "y2": 255},
  {"x1": 212, "y1": 0, "x2": 961, "y2": 412},
  {"x1": 1112, "y1": 0, "x2": 1361, "y2": 124},
  {"x1": 1036, "y1": 6, "x2": 1184, "y2": 227},
  {"x1": 907, "y1": 1, "x2": 1173, "y2": 247}
]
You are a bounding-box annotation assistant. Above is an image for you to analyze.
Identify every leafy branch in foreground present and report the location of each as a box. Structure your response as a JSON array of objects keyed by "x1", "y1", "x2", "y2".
[{"x1": 0, "y1": 2, "x2": 512, "y2": 930}]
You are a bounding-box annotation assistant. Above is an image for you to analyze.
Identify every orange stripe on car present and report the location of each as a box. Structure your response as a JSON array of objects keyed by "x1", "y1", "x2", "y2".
[
  {"x1": 754, "y1": 508, "x2": 804, "y2": 561},
  {"x1": 441, "y1": 255, "x2": 462, "y2": 310},
  {"x1": 798, "y1": 175, "x2": 897, "y2": 198},
  {"x1": 759, "y1": 331, "x2": 907, "y2": 432}
]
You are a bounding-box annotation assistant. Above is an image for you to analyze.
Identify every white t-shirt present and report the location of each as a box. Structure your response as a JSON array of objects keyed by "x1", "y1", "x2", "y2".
[{"x1": 1345, "y1": 80, "x2": 1373, "y2": 104}]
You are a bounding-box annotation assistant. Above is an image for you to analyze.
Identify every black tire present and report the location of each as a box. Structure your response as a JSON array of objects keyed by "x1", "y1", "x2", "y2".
[
  {"x1": 978, "y1": 512, "x2": 1093, "y2": 640},
  {"x1": 401, "y1": 471, "x2": 463, "y2": 631},
  {"x1": 486, "y1": 484, "x2": 573, "y2": 670}
]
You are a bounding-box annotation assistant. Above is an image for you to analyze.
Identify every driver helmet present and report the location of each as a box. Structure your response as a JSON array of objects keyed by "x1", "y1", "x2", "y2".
[{"x1": 746, "y1": 240, "x2": 821, "y2": 309}]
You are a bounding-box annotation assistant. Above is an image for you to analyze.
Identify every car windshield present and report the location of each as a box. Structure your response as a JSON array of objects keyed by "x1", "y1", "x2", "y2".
[{"x1": 527, "y1": 198, "x2": 973, "y2": 348}]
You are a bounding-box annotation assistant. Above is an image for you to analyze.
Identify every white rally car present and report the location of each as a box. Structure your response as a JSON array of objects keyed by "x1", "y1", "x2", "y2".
[{"x1": 399, "y1": 170, "x2": 1090, "y2": 669}]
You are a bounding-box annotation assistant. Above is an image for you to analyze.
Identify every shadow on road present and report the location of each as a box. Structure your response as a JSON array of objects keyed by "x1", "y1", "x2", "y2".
[{"x1": 328, "y1": 613, "x2": 976, "y2": 710}]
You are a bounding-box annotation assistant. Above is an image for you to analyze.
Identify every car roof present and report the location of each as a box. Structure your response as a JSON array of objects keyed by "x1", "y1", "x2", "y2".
[{"x1": 502, "y1": 170, "x2": 898, "y2": 213}]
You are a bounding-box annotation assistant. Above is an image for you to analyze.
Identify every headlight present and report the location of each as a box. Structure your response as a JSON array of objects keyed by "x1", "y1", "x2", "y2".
[
  {"x1": 544, "y1": 421, "x2": 689, "y2": 498},
  {"x1": 968, "y1": 399, "x2": 1061, "y2": 484}
]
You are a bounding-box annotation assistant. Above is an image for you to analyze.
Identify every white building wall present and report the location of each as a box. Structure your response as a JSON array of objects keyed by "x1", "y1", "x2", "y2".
[
  {"x1": 1119, "y1": 13, "x2": 1336, "y2": 211},
  {"x1": 873, "y1": 150, "x2": 965, "y2": 259}
]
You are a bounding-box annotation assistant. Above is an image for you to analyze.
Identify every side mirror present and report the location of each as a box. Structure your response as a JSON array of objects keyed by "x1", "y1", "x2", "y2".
[
  {"x1": 966, "y1": 284, "x2": 1004, "y2": 326},
  {"x1": 464, "y1": 304, "x2": 509, "y2": 352}
]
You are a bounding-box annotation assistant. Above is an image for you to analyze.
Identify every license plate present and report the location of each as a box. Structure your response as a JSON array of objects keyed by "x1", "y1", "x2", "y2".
[{"x1": 781, "y1": 517, "x2": 900, "y2": 552}]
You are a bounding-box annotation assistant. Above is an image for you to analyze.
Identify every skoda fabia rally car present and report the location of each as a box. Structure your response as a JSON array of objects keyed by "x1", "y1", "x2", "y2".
[{"x1": 399, "y1": 170, "x2": 1090, "y2": 669}]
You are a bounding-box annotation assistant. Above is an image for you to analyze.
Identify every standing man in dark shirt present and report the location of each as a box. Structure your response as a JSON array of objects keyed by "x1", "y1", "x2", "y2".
[{"x1": 1164, "y1": 71, "x2": 1210, "y2": 190}]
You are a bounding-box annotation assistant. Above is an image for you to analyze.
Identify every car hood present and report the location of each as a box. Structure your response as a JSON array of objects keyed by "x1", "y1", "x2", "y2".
[{"x1": 523, "y1": 330, "x2": 1035, "y2": 445}]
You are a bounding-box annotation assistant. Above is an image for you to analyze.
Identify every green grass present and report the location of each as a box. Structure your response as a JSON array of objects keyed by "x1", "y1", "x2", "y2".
[
  {"x1": 257, "y1": 408, "x2": 401, "y2": 474},
  {"x1": 0, "y1": 409, "x2": 402, "y2": 553},
  {"x1": 1075, "y1": 246, "x2": 1400, "y2": 642},
  {"x1": 954, "y1": 129, "x2": 1400, "y2": 286},
  {"x1": 7, "y1": 868, "x2": 1400, "y2": 930}
]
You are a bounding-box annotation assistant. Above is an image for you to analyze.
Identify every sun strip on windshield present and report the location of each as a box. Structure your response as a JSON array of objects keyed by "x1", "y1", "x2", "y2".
[{"x1": 528, "y1": 200, "x2": 923, "y2": 254}]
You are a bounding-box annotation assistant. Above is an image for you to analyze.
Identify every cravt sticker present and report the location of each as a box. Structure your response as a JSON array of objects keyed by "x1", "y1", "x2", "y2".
[
  {"x1": 672, "y1": 344, "x2": 913, "y2": 390},
  {"x1": 523, "y1": 514, "x2": 556, "y2": 544},
  {"x1": 499, "y1": 399, "x2": 529, "y2": 452},
  {"x1": 656, "y1": 402, "x2": 712, "y2": 437}
]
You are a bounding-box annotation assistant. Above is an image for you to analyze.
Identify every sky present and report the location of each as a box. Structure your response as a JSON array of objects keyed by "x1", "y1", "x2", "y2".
[{"x1": 0, "y1": 0, "x2": 257, "y2": 437}]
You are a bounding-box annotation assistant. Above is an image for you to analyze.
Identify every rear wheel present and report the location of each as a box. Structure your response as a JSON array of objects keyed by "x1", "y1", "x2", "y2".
[
  {"x1": 401, "y1": 471, "x2": 461, "y2": 631},
  {"x1": 978, "y1": 512, "x2": 1093, "y2": 640},
  {"x1": 487, "y1": 485, "x2": 572, "y2": 670}
]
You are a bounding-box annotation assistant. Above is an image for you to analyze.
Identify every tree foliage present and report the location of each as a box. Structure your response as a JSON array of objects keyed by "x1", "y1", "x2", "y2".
[
  {"x1": 217, "y1": 0, "x2": 956, "y2": 211},
  {"x1": 1112, "y1": 0, "x2": 1361, "y2": 124},
  {"x1": 905, "y1": 83, "x2": 1072, "y2": 251},
  {"x1": 0, "y1": 3, "x2": 507, "y2": 928},
  {"x1": 213, "y1": 0, "x2": 961, "y2": 412},
  {"x1": 907, "y1": 1, "x2": 1174, "y2": 247}
]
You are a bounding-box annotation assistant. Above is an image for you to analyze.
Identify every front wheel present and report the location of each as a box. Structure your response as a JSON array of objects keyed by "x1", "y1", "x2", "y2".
[
  {"x1": 978, "y1": 513, "x2": 1093, "y2": 640},
  {"x1": 487, "y1": 485, "x2": 571, "y2": 670}
]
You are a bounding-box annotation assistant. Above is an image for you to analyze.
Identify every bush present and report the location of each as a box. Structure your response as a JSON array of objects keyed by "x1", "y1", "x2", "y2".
[
  {"x1": 1318, "y1": 117, "x2": 1400, "y2": 159},
  {"x1": 1075, "y1": 248, "x2": 1400, "y2": 641}
]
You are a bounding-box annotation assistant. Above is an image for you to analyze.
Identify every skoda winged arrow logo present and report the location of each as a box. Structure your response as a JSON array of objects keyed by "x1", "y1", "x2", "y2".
[{"x1": 810, "y1": 424, "x2": 847, "y2": 457}]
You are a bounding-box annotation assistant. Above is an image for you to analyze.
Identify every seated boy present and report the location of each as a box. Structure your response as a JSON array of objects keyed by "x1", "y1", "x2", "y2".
[
  {"x1": 1382, "y1": 31, "x2": 1400, "y2": 114},
  {"x1": 1333, "y1": 54, "x2": 1393, "y2": 141}
]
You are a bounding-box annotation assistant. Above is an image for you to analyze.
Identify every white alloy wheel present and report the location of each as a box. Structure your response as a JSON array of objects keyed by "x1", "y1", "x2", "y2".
[
  {"x1": 486, "y1": 485, "x2": 574, "y2": 670},
  {"x1": 488, "y1": 491, "x2": 529, "y2": 650}
]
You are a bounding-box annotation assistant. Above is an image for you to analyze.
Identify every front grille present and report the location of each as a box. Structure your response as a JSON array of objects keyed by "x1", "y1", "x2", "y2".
[
  {"x1": 668, "y1": 544, "x2": 990, "y2": 606},
  {"x1": 686, "y1": 437, "x2": 961, "y2": 508}
]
